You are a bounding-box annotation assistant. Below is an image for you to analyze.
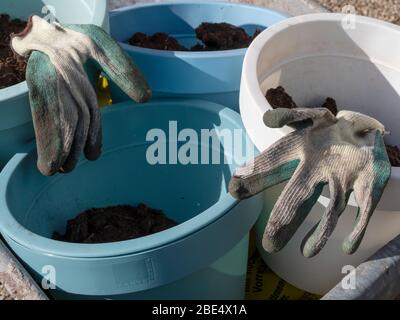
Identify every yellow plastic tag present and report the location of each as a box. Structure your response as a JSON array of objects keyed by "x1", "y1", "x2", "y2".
[{"x1": 96, "y1": 75, "x2": 113, "y2": 107}]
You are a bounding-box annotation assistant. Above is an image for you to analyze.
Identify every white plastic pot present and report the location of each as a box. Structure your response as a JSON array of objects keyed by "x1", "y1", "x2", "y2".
[{"x1": 240, "y1": 13, "x2": 400, "y2": 295}]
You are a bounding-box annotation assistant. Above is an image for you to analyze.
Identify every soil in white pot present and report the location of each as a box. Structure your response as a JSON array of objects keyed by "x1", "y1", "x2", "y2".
[
  {"x1": 129, "y1": 22, "x2": 260, "y2": 51},
  {"x1": 0, "y1": 14, "x2": 27, "y2": 89},
  {"x1": 53, "y1": 203, "x2": 177, "y2": 243},
  {"x1": 265, "y1": 86, "x2": 400, "y2": 167}
]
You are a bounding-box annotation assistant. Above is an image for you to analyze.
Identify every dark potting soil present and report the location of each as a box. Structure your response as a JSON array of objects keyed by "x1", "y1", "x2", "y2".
[
  {"x1": 0, "y1": 14, "x2": 27, "y2": 89},
  {"x1": 129, "y1": 22, "x2": 260, "y2": 51},
  {"x1": 265, "y1": 86, "x2": 400, "y2": 167},
  {"x1": 265, "y1": 86, "x2": 298, "y2": 110},
  {"x1": 194, "y1": 22, "x2": 259, "y2": 51},
  {"x1": 52, "y1": 204, "x2": 178, "y2": 244},
  {"x1": 129, "y1": 32, "x2": 187, "y2": 51},
  {"x1": 320, "y1": 97, "x2": 339, "y2": 116},
  {"x1": 386, "y1": 145, "x2": 400, "y2": 167}
]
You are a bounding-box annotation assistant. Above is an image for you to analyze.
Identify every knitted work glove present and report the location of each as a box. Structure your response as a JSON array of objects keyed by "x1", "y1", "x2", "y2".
[
  {"x1": 11, "y1": 16, "x2": 151, "y2": 176},
  {"x1": 229, "y1": 108, "x2": 391, "y2": 257}
]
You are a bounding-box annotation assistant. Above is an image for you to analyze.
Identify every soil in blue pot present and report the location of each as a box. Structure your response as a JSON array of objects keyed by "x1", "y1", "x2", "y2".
[
  {"x1": 53, "y1": 203, "x2": 177, "y2": 243},
  {"x1": 129, "y1": 22, "x2": 261, "y2": 51},
  {"x1": 0, "y1": 14, "x2": 27, "y2": 89}
]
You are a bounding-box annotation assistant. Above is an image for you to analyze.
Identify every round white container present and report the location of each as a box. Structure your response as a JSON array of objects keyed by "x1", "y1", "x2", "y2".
[{"x1": 240, "y1": 13, "x2": 400, "y2": 295}]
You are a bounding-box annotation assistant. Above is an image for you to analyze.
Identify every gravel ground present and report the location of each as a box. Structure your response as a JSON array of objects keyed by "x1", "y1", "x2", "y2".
[
  {"x1": 317, "y1": 0, "x2": 400, "y2": 24},
  {"x1": 0, "y1": 281, "x2": 12, "y2": 300}
]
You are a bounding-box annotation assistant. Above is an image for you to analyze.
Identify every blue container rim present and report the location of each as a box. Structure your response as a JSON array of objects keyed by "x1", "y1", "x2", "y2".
[
  {"x1": 0, "y1": 82, "x2": 28, "y2": 104},
  {"x1": 110, "y1": 0, "x2": 290, "y2": 57},
  {"x1": 0, "y1": 99, "x2": 249, "y2": 259}
]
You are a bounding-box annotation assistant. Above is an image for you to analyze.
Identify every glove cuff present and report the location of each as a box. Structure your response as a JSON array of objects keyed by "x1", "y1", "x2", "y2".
[{"x1": 10, "y1": 16, "x2": 34, "y2": 57}]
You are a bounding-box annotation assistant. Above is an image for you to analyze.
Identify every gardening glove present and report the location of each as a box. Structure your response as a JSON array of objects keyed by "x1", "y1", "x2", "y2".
[
  {"x1": 229, "y1": 108, "x2": 391, "y2": 258},
  {"x1": 11, "y1": 16, "x2": 151, "y2": 176}
]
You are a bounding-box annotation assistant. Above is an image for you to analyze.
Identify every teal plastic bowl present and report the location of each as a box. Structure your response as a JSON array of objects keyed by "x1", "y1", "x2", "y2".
[
  {"x1": 109, "y1": 1, "x2": 289, "y2": 111},
  {"x1": 0, "y1": 100, "x2": 262, "y2": 299},
  {"x1": 0, "y1": 0, "x2": 109, "y2": 169}
]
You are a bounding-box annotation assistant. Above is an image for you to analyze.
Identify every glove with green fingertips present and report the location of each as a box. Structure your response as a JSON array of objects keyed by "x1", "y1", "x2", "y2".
[
  {"x1": 229, "y1": 107, "x2": 391, "y2": 257},
  {"x1": 11, "y1": 16, "x2": 151, "y2": 176}
]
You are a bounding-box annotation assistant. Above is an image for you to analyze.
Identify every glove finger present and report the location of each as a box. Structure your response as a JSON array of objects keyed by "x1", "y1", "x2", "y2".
[
  {"x1": 79, "y1": 70, "x2": 102, "y2": 161},
  {"x1": 67, "y1": 24, "x2": 152, "y2": 103},
  {"x1": 337, "y1": 111, "x2": 385, "y2": 135},
  {"x1": 26, "y1": 51, "x2": 77, "y2": 176},
  {"x1": 57, "y1": 60, "x2": 97, "y2": 172},
  {"x1": 229, "y1": 132, "x2": 302, "y2": 199},
  {"x1": 264, "y1": 108, "x2": 336, "y2": 129},
  {"x1": 84, "y1": 110, "x2": 102, "y2": 162},
  {"x1": 263, "y1": 167, "x2": 326, "y2": 253},
  {"x1": 343, "y1": 132, "x2": 391, "y2": 254},
  {"x1": 301, "y1": 179, "x2": 349, "y2": 258},
  {"x1": 59, "y1": 86, "x2": 91, "y2": 174}
]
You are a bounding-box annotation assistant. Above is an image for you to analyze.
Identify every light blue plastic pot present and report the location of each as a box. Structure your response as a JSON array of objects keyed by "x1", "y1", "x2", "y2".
[
  {"x1": 0, "y1": 100, "x2": 262, "y2": 299},
  {"x1": 109, "y1": 1, "x2": 289, "y2": 111},
  {"x1": 0, "y1": 0, "x2": 109, "y2": 170}
]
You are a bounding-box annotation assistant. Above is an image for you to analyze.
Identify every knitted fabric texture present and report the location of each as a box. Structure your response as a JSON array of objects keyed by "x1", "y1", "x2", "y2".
[
  {"x1": 11, "y1": 16, "x2": 151, "y2": 176},
  {"x1": 229, "y1": 108, "x2": 391, "y2": 257}
]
